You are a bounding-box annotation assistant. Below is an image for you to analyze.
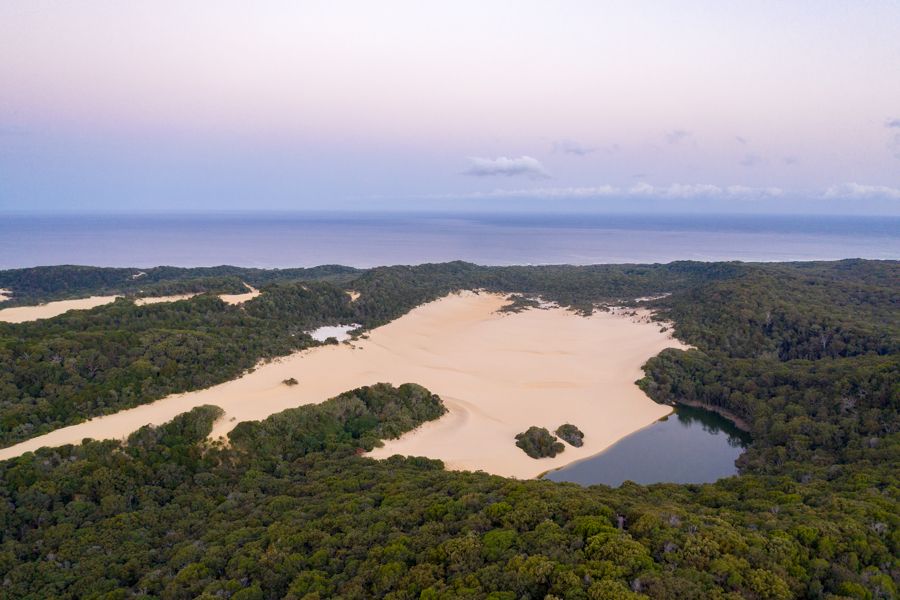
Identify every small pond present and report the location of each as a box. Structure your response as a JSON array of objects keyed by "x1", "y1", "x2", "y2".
[
  {"x1": 307, "y1": 324, "x2": 361, "y2": 343},
  {"x1": 545, "y1": 405, "x2": 751, "y2": 487}
]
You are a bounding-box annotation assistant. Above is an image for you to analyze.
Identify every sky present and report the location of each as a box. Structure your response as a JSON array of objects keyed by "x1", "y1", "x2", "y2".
[{"x1": 1, "y1": 1, "x2": 900, "y2": 214}]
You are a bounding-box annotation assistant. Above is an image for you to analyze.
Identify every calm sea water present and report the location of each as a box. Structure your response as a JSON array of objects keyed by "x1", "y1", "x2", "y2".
[
  {"x1": 1, "y1": 212, "x2": 897, "y2": 269},
  {"x1": 546, "y1": 405, "x2": 751, "y2": 487}
]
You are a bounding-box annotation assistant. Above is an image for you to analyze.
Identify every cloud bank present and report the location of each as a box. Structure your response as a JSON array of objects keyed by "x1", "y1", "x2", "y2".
[
  {"x1": 440, "y1": 183, "x2": 785, "y2": 200},
  {"x1": 463, "y1": 156, "x2": 550, "y2": 178},
  {"x1": 824, "y1": 183, "x2": 900, "y2": 200}
]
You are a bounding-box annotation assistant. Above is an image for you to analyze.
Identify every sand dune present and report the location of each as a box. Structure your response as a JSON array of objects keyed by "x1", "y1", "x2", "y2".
[
  {"x1": 134, "y1": 294, "x2": 197, "y2": 305},
  {"x1": 0, "y1": 291, "x2": 687, "y2": 478},
  {"x1": 0, "y1": 283, "x2": 262, "y2": 323},
  {"x1": 0, "y1": 296, "x2": 121, "y2": 323},
  {"x1": 219, "y1": 283, "x2": 260, "y2": 304}
]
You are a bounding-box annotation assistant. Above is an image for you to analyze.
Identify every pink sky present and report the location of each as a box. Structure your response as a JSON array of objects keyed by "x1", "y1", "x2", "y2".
[{"x1": 2, "y1": 1, "x2": 899, "y2": 212}]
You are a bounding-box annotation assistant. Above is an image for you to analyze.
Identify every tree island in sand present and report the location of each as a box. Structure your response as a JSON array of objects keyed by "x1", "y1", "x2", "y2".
[{"x1": 0, "y1": 291, "x2": 687, "y2": 478}]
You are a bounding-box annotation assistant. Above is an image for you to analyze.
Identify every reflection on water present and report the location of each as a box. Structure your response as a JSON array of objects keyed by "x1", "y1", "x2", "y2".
[{"x1": 545, "y1": 405, "x2": 751, "y2": 487}]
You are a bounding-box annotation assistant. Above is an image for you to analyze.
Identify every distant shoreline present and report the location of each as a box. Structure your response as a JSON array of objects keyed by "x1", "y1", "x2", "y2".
[{"x1": 2, "y1": 213, "x2": 896, "y2": 270}]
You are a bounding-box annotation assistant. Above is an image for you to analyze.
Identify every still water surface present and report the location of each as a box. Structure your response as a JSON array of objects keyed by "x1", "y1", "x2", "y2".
[{"x1": 546, "y1": 405, "x2": 751, "y2": 487}]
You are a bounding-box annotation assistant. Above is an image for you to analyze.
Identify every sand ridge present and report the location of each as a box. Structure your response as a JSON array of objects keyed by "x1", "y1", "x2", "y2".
[
  {"x1": 0, "y1": 283, "x2": 263, "y2": 323},
  {"x1": 133, "y1": 294, "x2": 198, "y2": 305},
  {"x1": 0, "y1": 291, "x2": 687, "y2": 478},
  {"x1": 0, "y1": 296, "x2": 122, "y2": 323}
]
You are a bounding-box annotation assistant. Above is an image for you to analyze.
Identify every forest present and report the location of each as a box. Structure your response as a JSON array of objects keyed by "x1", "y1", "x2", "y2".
[{"x1": 0, "y1": 259, "x2": 897, "y2": 598}]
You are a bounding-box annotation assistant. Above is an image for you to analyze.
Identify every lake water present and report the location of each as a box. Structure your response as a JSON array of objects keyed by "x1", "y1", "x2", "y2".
[
  {"x1": 1, "y1": 212, "x2": 897, "y2": 269},
  {"x1": 545, "y1": 405, "x2": 751, "y2": 487},
  {"x1": 307, "y1": 324, "x2": 360, "y2": 342}
]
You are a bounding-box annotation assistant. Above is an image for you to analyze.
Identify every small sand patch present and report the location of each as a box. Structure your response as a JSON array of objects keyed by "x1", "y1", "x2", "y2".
[
  {"x1": 134, "y1": 294, "x2": 197, "y2": 305},
  {"x1": 219, "y1": 283, "x2": 260, "y2": 305}
]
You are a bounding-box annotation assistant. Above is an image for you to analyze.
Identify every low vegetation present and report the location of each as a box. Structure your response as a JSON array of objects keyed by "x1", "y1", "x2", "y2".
[
  {"x1": 555, "y1": 423, "x2": 585, "y2": 447},
  {"x1": 515, "y1": 426, "x2": 565, "y2": 458},
  {"x1": 282, "y1": 377, "x2": 299, "y2": 386}
]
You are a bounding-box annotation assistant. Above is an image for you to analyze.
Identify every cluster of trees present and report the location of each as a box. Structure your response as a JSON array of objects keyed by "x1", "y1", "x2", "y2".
[
  {"x1": 556, "y1": 424, "x2": 585, "y2": 447},
  {"x1": 0, "y1": 259, "x2": 896, "y2": 597},
  {"x1": 515, "y1": 426, "x2": 566, "y2": 459},
  {"x1": 515, "y1": 424, "x2": 585, "y2": 458}
]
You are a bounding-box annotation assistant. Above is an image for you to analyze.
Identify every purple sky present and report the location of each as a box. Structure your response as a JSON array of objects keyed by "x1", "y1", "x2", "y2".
[{"x1": 2, "y1": 1, "x2": 899, "y2": 214}]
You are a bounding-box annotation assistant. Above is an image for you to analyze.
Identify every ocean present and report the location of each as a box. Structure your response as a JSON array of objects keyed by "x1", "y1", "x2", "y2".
[{"x1": 1, "y1": 212, "x2": 897, "y2": 269}]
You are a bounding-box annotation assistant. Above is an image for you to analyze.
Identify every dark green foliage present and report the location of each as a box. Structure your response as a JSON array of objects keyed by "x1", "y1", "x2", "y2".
[
  {"x1": 228, "y1": 383, "x2": 446, "y2": 464},
  {"x1": 555, "y1": 423, "x2": 584, "y2": 447},
  {"x1": 0, "y1": 264, "x2": 361, "y2": 306},
  {"x1": 282, "y1": 377, "x2": 299, "y2": 386},
  {"x1": 0, "y1": 259, "x2": 897, "y2": 598},
  {"x1": 0, "y1": 380, "x2": 895, "y2": 598},
  {"x1": 497, "y1": 294, "x2": 542, "y2": 313},
  {"x1": 0, "y1": 282, "x2": 357, "y2": 446},
  {"x1": 515, "y1": 426, "x2": 565, "y2": 458}
]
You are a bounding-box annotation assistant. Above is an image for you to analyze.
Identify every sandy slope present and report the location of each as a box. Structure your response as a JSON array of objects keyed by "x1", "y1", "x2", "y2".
[
  {"x1": 0, "y1": 296, "x2": 121, "y2": 323},
  {"x1": 0, "y1": 291, "x2": 687, "y2": 478},
  {"x1": 0, "y1": 283, "x2": 262, "y2": 322},
  {"x1": 219, "y1": 283, "x2": 260, "y2": 304},
  {"x1": 134, "y1": 294, "x2": 197, "y2": 305}
]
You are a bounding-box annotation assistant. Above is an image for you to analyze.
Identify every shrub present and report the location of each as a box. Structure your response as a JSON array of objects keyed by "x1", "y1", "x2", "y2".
[
  {"x1": 555, "y1": 423, "x2": 584, "y2": 447},
  {"x1": 515, "y1": 426, "x2": 565, "y2": 458}
]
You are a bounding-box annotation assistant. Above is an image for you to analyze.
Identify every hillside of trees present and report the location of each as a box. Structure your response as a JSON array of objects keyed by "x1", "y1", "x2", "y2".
[{"x1": 0, "y1": 259, "x2": 896, "y2": 598}]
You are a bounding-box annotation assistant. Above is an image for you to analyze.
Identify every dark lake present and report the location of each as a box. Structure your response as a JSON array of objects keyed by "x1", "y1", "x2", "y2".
[{"x1": 545, "y1": 405, "x2": 751, "y2": 487}]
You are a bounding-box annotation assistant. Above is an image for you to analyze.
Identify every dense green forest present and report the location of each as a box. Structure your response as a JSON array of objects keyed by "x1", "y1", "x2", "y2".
[{"x1": 0, "y1": 259, "x2": 897, "y2": 598}]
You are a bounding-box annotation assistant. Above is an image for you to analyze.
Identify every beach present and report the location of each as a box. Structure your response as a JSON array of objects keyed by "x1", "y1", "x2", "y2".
[{"x1": 0, "y1": 291, "x2": 687, "y2": 478}]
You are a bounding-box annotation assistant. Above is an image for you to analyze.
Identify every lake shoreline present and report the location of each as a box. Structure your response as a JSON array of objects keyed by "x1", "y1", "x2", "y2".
[{"x1": 671, "y1": 399, "x2": 752, "y2": 432}]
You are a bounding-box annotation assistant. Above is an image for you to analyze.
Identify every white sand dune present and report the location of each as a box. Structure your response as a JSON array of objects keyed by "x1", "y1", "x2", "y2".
[
  {"x1": 0, "y1": 296, "x2": 121, "y2": 323},
  {"x1": 0, "y1": 283, "x2": 263, "y2": 323},
  {"x1": 134, "y1": 294, "x2": 197, "y2": 305},
  {"x1": 0, "y1": 291, "x2": 687, "y2": 478},
  {"x1": 219, "y1": 283, "x2": 260, "y2": 305},
  {"x1": 0, "y1": 292, "x2": 687, "y2": 476},
  {"x1": 0, "y1": 289, "x2": 11, "y2": 303}
]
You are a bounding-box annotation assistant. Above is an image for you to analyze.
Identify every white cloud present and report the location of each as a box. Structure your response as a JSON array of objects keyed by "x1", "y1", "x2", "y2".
[
  {"x1": 433, "y1": 183, "x2": 783, "y2": 200},
  {"x1": 823, "y1": 183, "x2": 900, "y2": 200},
  {"x1": 463, "y1": 156, "x2": 550, "y2": 178},
  {"x1": 627, "y1": 183, "x2": 782, "y2": 198}
]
